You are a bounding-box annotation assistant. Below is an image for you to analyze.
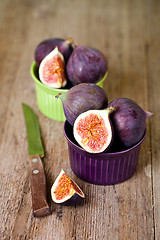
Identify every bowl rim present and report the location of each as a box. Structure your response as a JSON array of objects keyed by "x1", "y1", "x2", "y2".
[
  {"x1": 30, "y1": 61, "x2": 108, "y2": 93},
  {"x1": 63, "y1": 120, "x2": 146, "y2": 156}
]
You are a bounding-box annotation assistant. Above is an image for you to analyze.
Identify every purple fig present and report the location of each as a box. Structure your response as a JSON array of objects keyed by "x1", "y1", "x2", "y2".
[
  {"x1": 35, "y1": 38, "x2": 73, "y2": 67},
  {"x1": 51, "y1": 169, "x2": 85, "y2": 205},
  {"x1": 73, "y1": 107, "x2": 115, "y2": 153},
  {"x1": 58, "y1": 38, "x2": 73, "y2": 64},
  {"x1": 39, "y1": 47, "x2": 67, "y2": 88},
  {"x1": 108, "y1": 98, "x2": 153, "y2": 147},
  {"x1": 56, "y1": 83, "x2": 108, "y2": 126},
  {"x1": 66, "y1": 45, "x2": 108, "y2": 85}
]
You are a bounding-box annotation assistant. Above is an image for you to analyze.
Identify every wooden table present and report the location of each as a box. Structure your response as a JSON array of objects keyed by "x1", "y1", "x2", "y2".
[{"x1": 0, "y1": 0, "x2": 159, "y2": 239}]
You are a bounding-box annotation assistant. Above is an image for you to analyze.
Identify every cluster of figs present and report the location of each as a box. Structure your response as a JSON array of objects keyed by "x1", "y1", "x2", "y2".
[
  {"x1": 59, "y1": 84, "x2": 152, "y2": 153},
  {"x1": 35, "y1": 37, "x2": 108, "y2": 88},
  {"x1": 34, "y1": 37, "x2": 153, "y2": 205},
  {"x1": 35, "y1": 37, "x2": 109, "y2": 205}
]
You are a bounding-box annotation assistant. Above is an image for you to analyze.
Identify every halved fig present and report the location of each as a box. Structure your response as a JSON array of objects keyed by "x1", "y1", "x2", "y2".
[
  {"x1": 39, "y1": 47, "x2": 67, "y2": 88},
  {"x1": 51, "y1": 169, "x2": 85, "y2": 205},
  {"x1": 73, "y1": 107, "x2": 115, "y2": 153},
  {"x1": 35, "y1": 38, "x2": 73, "y2": 67}
]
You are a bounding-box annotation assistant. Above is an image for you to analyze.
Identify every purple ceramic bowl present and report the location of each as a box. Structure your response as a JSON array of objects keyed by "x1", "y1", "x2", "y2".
[{"x1": 64, "y1": 121, "x2": 146, "y2": 185}]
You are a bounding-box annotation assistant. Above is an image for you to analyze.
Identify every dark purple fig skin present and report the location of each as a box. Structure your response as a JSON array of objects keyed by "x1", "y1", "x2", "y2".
[
  {"x1": 59, "y1": 193, "x2": 84, "y2": 206},
  {"x1": 35, "y1": 38, "x2": 73, "y2": 67},
  {"x1": 57, "y1": 83, "x2": 108, "y2": 126},
  {"x1": 108, "y1": 98, "x2": 153, "y2": 147},
  {"x1": 58, "y1": 38, "x2": 73, "y2": 64},
  {"x1": 66, "y1": 45, "x2": 108, "y2": 85}
]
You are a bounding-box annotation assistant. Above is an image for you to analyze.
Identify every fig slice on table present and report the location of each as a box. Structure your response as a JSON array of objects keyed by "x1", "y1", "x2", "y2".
[
  {"x1": 73, "y1": 107, "x2": 115, "y2": 153},
  {"x1": 39, "y1": 47, "x2": 67, "y2": 88},
  {"x1": 51, "y1": 169, "x2": 85, "y2": 205}
]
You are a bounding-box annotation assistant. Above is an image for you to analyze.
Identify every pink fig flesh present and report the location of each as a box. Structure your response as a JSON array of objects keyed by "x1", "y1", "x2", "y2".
[
  {"x1": 51, "y1": 169, "x2": 85, "y2": 205},
  {"x1": 39, "y1": 47, "x2": 67, "y2": 88},
  {"x1": 35, "y1": 38, "x2": 73, "y2": 67},
  {"x1": 73, "y1": 107, "x2": 115, "y2": 153}
]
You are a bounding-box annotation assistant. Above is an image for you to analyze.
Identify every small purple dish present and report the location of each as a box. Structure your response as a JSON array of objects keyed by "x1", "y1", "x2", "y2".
[{"x1": 64, "y1": 121, "x2": 146, "y2": 185}]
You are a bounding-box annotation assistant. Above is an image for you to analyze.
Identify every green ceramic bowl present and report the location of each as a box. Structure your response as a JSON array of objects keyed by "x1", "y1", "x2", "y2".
[{"x1": 30, "y1": 61, "x2": 108, "y2": 121}]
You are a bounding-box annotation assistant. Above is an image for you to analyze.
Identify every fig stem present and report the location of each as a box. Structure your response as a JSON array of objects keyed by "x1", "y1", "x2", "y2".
[
  {"x1": 71, "y1": 42, "x2": 78, "y2": 49},
  {"x1": 145, "y1": 111, "x2": 153, "y2": 118},
  {"x1": 55, "y1": 92, "x2": 67, "y2": 102},
  {"x1": 105, "y1": 106, "x2": 116, "y2": 114},
  {"x1": 55, "y1": 93, "x2": 62, "y2": 99},
  {"x1": 66, "y1": 38, "x2": 73, "y2": 45}
]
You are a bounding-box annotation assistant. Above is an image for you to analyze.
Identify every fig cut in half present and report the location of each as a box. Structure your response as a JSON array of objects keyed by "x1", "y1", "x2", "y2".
[
  {"x1": 35, "y1": 38, "x2": 73, "y2": 67},
  {"x1": 39, "y1": 47, "x2": 67, "y2": 88},
  {"x1": 73, "y1": 107, "x2": 115, "y2": 153},
  {"x1": 51, "y1": 169, "x2": 85, "y2": 205}
]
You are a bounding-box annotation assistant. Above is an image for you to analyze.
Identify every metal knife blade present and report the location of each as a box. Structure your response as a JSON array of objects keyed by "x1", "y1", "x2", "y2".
[{"x1": 22, "y1": 103, "x2": 51, "y2": 217}]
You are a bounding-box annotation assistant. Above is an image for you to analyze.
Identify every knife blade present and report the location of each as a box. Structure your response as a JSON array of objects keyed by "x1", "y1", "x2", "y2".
[{"x1": 22, "y1": 103, "x2": 51, "y2": 217}]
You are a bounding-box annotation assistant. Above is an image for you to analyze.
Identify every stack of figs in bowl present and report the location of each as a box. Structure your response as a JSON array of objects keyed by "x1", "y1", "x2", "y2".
[
  {"x1": 63, "y1": 84, "x2": 153, "y2": 185},
  {"x1": 31, "y1": 37, "x2": 108, "y2": 121},
  {"x1": 31, "y1": 37, "x2": 153, "y2": 186}
]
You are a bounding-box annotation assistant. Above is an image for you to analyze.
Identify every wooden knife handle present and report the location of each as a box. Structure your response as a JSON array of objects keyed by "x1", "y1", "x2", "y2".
[{"x1": 29, "y1": 154, "x2": 51, "y2": 218}]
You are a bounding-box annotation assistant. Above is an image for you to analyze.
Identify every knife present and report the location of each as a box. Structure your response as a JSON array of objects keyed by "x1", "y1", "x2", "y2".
[{"x1": 22, "y1": 103, "x2": 51, "y2": 218}]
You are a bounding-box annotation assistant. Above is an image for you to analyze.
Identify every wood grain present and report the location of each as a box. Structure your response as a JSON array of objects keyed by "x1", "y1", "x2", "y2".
[
  {"x1": 147, "y1": 1, "x2": 160, "y2": 239},
  {"x1": 0, "y1": 0, "x2": 159, "y2": 239}
]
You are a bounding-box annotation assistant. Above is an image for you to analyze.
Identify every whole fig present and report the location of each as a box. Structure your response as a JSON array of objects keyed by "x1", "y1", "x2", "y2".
[
  {"x1": 56, "y1": 83, "x2": 108, "y2": 126},
  {"x1": 66, "y1": 45, "x2": 108, "y2": 85},
  {"x1": 35, "y1": 38, "x2": 73, "y2": 67},
  {"x1": 108, "y1": 98, "x2": 153, "y2": 147}
]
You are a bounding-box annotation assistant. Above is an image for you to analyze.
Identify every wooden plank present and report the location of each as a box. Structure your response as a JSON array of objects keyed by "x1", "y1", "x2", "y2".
[
  {"x1": 147, "y1": 1, "x2": 160, "y2": 239},
  {"x1": 0, "y1": 0, "x2": 156, "y2": 239},
  {"x1": 105, "y1": 1, "x2": 154, "y2": 239}
]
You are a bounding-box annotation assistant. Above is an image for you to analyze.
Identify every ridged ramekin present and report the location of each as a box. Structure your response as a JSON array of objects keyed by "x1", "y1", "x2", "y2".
[
  {"x1": 30, "y1": 61, "x2": 108, "y2": 121},
  {"x1": 64, "y1": 121, "x2": 146, "y2": 185}
]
